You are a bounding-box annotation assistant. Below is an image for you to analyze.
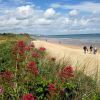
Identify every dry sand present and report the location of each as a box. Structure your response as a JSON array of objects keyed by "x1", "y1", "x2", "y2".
[{"x1": 32, "y1": 40, "x2": 100, "y2": 85}]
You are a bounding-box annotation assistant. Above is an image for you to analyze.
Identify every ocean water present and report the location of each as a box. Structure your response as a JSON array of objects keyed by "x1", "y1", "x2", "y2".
[{"x1": 32, "y1": 34, "x2": 100, "y2": 48}]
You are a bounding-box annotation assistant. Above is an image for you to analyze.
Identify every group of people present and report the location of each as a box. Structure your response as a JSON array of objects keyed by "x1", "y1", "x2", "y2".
[{"x1": 83, "y1": 45, "x2": 97, "y2": 54}]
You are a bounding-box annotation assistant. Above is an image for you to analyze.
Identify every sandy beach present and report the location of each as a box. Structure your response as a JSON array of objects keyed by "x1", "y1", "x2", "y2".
[{"x1": 33, "y1": 40, "x2": 100, "y2": 85}]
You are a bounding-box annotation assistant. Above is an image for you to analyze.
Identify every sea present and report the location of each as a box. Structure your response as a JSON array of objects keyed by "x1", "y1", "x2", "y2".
[{"x1": 31, "y1": 34, "x2": 100, "y2": 48}]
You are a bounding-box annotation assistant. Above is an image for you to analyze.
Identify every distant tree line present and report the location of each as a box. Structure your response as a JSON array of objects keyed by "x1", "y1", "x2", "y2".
[
  {"x1": 0, "y1": 33, "x2": 30, "y2": 37},
  {"x1": 0, "y1": 33, "x2": 37, "y2": 40},
  {"x1": 0, "y1": 33, "x2": 29, "y2": 35}
]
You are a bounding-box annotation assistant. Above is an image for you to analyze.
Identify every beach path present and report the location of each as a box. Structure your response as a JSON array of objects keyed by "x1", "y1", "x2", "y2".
[{"x1": 33, "y1": 40, "x2": 100, "y2": 85}]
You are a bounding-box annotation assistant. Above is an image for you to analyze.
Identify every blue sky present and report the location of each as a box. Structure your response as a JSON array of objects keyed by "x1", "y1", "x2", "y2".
[{"x1": 0, "y1": 0, "x2": 100, "y2": 34}]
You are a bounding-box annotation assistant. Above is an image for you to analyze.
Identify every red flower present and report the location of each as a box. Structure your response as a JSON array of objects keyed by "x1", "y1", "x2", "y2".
[
  {"x1": 59, "y1": 66, "x2": 74, "y2": 79},
  {"x1": 32, "y1": 52, "x2": 40, "y2": 58},
  {"x1": 22, "y1": 93, "x2": 34, "y2": 100},
  {"x1": 2, "y1": 70, "x2": 13, "y2": 80},
  {"x1": 27, "y1": 61, "x2": 39, "y2": 76},
  {"x1": 13, "y1": 40, "x2": 26, "y2": 56},
  {"x1": 17, "y1": 40, "x2": 26, "y2": 48},
  {"x1": 39, "y1": 47, "x2": 46, "y2": 52},
  {"x1": 48, "y1": 83, "x2": 56, "y2": 91}
]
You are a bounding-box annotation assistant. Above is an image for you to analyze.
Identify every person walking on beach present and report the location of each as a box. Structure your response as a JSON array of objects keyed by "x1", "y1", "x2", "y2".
[
  {"x1": 93, "y1": 47, "x2": 97, "y2": 54},
  {"x1": 83, "y1": 46, "x2": 88, "y2": 54},
  {"x1": 90, "y1": 45, "x2": 93, "y2": 53}
]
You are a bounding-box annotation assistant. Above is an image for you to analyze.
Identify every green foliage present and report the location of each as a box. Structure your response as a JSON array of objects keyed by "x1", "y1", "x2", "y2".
[
  {"x1": 0, "y1": 34, "x2": 100, "y2": 100},
  {"x1": 34, "y1": 77, "x2": 50, "y2": 100},
  {"x1": 0, "y1": 42, "x2": 13, "y2": 71},
  {"x1": 62, "y1": 82, "x2": 77, "y2": 90}
]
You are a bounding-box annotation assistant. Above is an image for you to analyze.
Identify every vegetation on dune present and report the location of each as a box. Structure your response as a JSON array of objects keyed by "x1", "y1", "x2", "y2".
[{"x1": 0, "y1": 34, "x2": 100, "y2": 100}]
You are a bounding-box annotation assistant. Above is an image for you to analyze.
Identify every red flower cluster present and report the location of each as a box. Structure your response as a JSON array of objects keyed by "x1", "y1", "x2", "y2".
[
  {"x1": 17, "y1": 40, "x2": 26, "y2": 48},
  {"x1": 1, "y1": 70, "x2": 13, "y2": 80},
  {"x1": 22, "y1": 93, "x2": 34, "y2": 100},
  {"x1": 17, "y1": 41, "x2": 26, "y2": 56},
  {"x1": 32, "y1": 52, "x2": 40, "y2": 58},
  {"x1": 39, "y1": 47, "x2": 46, "y2": 52},
  {"x1": 59, "y1": 66, "x2": 74, "y2": 79},
  {"x1": 48, "y1": 83, "x2": 56, "y2": 91},
  {"x1": 27, "y1": 61, "x2": 39, "y2": 76},
  {"x1": 12, "y1": 41, "x2": 35, "y2": 57},
  {"x1": 12, "y1": 40, "x2": 26, "y2": 56}
]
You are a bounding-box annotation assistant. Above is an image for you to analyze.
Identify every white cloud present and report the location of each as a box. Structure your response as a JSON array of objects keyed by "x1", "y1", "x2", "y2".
[
  {"x1": 16, "y1": 5, "x2": 34, "y2": 20},
  {"x1": 80, "y1": 18, "x2": 89, "y2": 26},
  {"x1": 64, "y1": 18, "x2": 71, "y2": 24},
  {"x1": 0, "y1": 16, "x2": 19, "y2": 27},
  {"x1": 44, "y1": 8, "x2": 56, "y2": 18},
  {"x1": 69, "y1": 9, "x2": 79, "y2": 16},
  {"x1": 35, "y1": 18, "x2": 52, "y2": 25},
  {"x1": 0, "y1": 2, "x2": 100, "y2": 34}
]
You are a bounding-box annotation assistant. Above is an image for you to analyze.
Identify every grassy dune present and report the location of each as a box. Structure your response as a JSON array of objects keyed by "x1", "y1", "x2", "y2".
[
  {"x1": 33, "y1": 40, "x2": 100, "y2": 86},
  {"x1": 0, "y1": 34, "x2": 100, "y2": 100}
]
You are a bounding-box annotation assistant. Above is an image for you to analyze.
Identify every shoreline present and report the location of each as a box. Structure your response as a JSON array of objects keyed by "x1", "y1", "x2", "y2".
[
  {"x1": 38, "y1": 39, "x2": 82, "y2": 49},
  {"x1": 31, "y1": 33, "x2": 100, "y2": 48},
  {"x1": 36, "y1": 37, "x2": 100, "y2": 51},
  {"x1": 37, "y1": 39, "x2": 100, "y2": 52}
]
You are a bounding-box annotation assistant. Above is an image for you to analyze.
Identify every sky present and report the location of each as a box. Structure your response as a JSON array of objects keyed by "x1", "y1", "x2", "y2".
[{"x1": 0, "y1": 0, "x2": 100, "y2": 35}]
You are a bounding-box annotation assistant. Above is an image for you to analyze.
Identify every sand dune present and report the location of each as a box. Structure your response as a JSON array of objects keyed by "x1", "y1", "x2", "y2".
[{"x1": 33, "y1": 40, "x2": 100, "y2": 85}]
